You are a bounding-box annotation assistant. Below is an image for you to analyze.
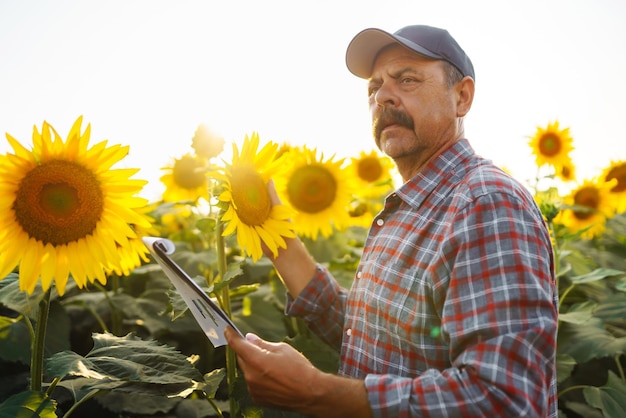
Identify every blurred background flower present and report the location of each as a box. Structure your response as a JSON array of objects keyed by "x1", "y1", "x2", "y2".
[
  {"x1": 191, "y1": 123, "x2": 225, "y2": 160},
  {"x1": 554, "y1": 178, "x2": 615, "y2": 239},
  {"x1": 275, "y1": 145, "x2": 355, "y2": 240},
  {"x1": 160, "y1": 153, "x2": 210, "y2": 203},
  {"x1": 601, "y1": 160, "x2": 626, "y2": 214},
  {"x1": 529, "y1": 120, "x2": 575, "y2": 180}
]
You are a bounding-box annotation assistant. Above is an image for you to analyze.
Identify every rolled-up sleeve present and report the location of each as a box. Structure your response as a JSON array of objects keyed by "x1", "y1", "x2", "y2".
[{"x1": 285, "y1": 264, "x2": 348, "y2": 350}]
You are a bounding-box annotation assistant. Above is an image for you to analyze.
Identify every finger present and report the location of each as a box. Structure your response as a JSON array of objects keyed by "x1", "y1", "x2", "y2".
[
  {"x1": 225, "y1": 328, "x2": 273, "y2": 358},
  {"x1": 245, "y1": 333, "x2": 278, "y2": 352},
  {"x1": 245, "y1": 332, "x2": 262, "y2": 344},
  {"x1": 224, "y1": 326, "x2": 245, "y2": 349}
]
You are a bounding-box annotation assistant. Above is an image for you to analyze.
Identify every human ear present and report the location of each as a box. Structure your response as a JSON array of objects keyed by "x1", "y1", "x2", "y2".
[{"x1": 456, "y1": 76, "x2": 475, "y2": 117}]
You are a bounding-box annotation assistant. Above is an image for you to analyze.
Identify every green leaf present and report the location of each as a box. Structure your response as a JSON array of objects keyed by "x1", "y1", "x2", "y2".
[
  {"x1": 174, "y1": 398, "x2": 228, "y2": 418},
  {"x1": 55, "y1": 377, "x2": 108, "y2": 403},
  {"x1": 232, "y1": 284, "x2": 289, "y2": 341},
  {"x1": 172, "y1": 248, "x2": 218, "y2": 278},
  {"x1": 93, "y1": 389, "x2": 182, "y2": 415},
  {"x1": 0, "y1": 390, "x2": 56, "y2": 418},
  {"x1": 593, "y1": 294, "x2": 626, "y2": 322},
  {"x1": 569, "y1": 268, "x2": 625, "y2": 285},
  {"x1": 228, "y1": 283, "x2": 261, "y2": 299},
  {"x1": 195, "y1": 217, "x2": 217, "y2": 234},
  {"x1": 615, "y1": 277, "x2": 626, "y2": 292},
  {"x1": 562, "y1": 400, "x2": 604, "y2": 418},
  {"x1": 0, "y1": 315, "x2": 31, "y2": 364},
  {"x1": 0, "y1": 274, "x2": 43, "y2": 320},
  {"x1": 200, "y1": 368, "x2": 226, "y2": 398},
  {"x1": 559, "y1": 301, "x2": 595, "y2": 324},
  {"x1": 556, "y1": 262, "x2": 572, "y2": 279},
  {"x1": 557, "y1": 319, "x2": 626, "y2": 363},
  {"x1": 556, "y1": 354, "x2": 576, "y2": 384},
  {"x1": 111, "y1": 291, "x2": 177, "y2": 336},
  {"x1": 221, "y1": 263, "x2": 245, "y2": 284},
  {"x1": 0, "y1": 300, "x2": 70, "y2": 364},
  {"x1": 46, "y1": 333, "x2": 203, "y2": 389},
  {"x1": 43, "y1": 300, "x2": 71, "y2": 357},
  {"x1": 583, "y1": 371, "x2": 626, "y2": 418}
]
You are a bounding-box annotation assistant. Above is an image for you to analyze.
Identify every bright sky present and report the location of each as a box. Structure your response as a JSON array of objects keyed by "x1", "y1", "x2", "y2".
[{"x1": 1, "y1": 0, "x2": 625, "y2": 201}]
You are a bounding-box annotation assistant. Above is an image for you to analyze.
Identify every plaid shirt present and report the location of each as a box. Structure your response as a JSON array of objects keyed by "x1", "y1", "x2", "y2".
[{"x1": 287, "y1": 139, "x2": 558, "y2": 417}]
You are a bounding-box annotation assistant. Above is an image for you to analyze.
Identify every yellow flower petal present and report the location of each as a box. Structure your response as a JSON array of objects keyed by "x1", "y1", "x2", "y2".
[{"x1": 0, "y1": 117, "x2": 153, "y2": 294}]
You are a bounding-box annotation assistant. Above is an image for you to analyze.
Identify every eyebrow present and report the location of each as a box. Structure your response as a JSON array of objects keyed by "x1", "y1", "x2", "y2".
[{"x1": 368, "y1": 65, "x2": 418, "y2": 85}]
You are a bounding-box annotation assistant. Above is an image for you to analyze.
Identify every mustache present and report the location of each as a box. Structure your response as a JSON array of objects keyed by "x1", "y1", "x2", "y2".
[{"x1": 373, "y1": 107, "x2": 414, "y2": 140}]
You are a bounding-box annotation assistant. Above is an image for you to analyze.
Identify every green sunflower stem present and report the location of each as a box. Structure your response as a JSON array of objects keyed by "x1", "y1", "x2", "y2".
[
  {"x1": 30, "y1": 287, "x2": 51, "y2": 392},
  {"x1": 216, "y1": 219, "x2": 239, "y2": 417}
]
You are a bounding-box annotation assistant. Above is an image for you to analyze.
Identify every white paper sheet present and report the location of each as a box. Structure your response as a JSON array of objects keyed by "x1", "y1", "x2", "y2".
[{"x1": 142, "y1": 236, "x2": 243, "y2": 347}]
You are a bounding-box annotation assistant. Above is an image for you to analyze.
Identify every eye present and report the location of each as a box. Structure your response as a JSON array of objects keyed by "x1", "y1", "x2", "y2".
[{"x1": 367, "y1": 84, "x2": 380, "y2": 98}]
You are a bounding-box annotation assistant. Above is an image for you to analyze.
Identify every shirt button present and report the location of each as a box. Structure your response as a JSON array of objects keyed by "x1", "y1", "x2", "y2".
[
  {"x1": 346, "y1": 328, "x2": 352, "y2": 336},
  {"x1": 356, "y1": 271, "x2": 362, "y2": 279},
  {"x1": 376, "y1": 218, "x2": 384, "y2": 226}
]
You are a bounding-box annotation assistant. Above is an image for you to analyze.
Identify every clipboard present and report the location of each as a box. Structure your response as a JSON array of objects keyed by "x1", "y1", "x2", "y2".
[{"x1": 142, "y1": 236, "x2": 243, "y2": 347}]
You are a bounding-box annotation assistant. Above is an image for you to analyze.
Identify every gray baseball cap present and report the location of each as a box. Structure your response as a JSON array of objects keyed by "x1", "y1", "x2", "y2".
[{"x1": 346, "y1": 24, "x2": 475, "y2": 80}]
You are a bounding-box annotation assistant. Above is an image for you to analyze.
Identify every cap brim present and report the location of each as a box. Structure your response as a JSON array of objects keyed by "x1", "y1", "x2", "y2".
[{"x1": 346, "y1": 28, "x2": 441, "y2": 79}]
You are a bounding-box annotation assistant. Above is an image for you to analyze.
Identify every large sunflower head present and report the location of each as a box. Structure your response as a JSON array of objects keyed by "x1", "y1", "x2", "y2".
[
  {"x1": 274, "y1": 145, "x2": 356, "y2": 240},
  {"x1": 0, "y1": 116, "x2": 153, "y2": 295},
  {"x1": 191, "y1": 123, "x2": 225, "y2": 160},
  {"x1": 108, "y1": 204, "x2": 159, "y2": 277},
  {"x1": 601, "y1": 160, "x2": 626, "y2": 213},
  {"x1": 160, "y1": 153, "x2": 210, "y2": 203},
  {"x1": 528, "y1": 121, "x2": 574, "y2": 170},
  {"x1": 215, "y1": 132, "x2": 295, "y2": 261},
  {"x1": 554, "y1": 178, "x2": 614, "y2": 239}
]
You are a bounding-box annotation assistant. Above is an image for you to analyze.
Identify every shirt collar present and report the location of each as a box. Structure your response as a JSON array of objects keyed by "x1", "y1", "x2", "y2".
[{"x1": 393, "y1": 138, "x2": 475, "y2": 209}]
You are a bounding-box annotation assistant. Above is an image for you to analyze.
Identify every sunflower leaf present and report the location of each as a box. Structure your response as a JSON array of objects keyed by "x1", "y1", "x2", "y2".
[
  {"x1": 568, "y1": 268, "x2": 626, "y2": 284},
  {"x1": 0, "y1": 390, "x2": 57, "y2": 417},
  {"x1": 221, "y1": 263, "x2": 244, "y2": 284},
  {"x1": 583, "y1": 371, "x2": 626, "y2": 418},
  {"x1": 556, "y1": 354, "x2": 577, "y2": 384},
  {"x1": 0, "y1": 300, "x2": 70, "y2": 364},
  {"x1": 46, "y1": 333, "x2": 203, "y2": 390},
  {"x1": 0, "y1": 273, "x2": 44, "y2": 319},
  {"x1": 558, "y1": 301, "x2": 596, "y2": 324},
  {"x1": 557, "y1": 319, "x2": 626, "y2": 363},
  {"x1": 0, "y1": 315, "x2": 31, "y2": 364}
]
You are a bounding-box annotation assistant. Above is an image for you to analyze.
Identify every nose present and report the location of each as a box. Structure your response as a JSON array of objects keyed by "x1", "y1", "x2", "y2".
[{"x1": 372, "y1": 82, "x2": 398, "y2": 108}]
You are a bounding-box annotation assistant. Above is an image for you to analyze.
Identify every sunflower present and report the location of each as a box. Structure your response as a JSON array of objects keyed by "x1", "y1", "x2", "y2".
[
  {"x1": 601, "y1": 160, "x2": 626, "y2": 214},
  {"x1": 0, "y1": 117, "x2": 153, "y2": 295},
  {"x1": 191, "y1": 123, "x2": 225, "y2": 160},
  {"x1": 109, "y1": 204, "x2": 159, "y2": 277},
  {"x1": 275, "y1": 142, "x2": 294, "y2": 161},
  {"x1": 554, "y1": 178, "x2": 614, "y2": 239},
  {"x1": 555, "y1": 160, "x2": 576, "y2": 182},
  {"x1": 215, "y1": 132, "x2": 295, "y2": 261},
  {"x1": 347, "y1": 199, "x2": 384, "y2": 228},
  {"x1": 160, "y1": 153, "x2": 210, "y2": 203},
  {"x1": 528, "y1": 121, "x2": 574, "y2": 170},
  {"x1": 350, "y1": 150, "x2": 395, "y2": 198},
  {"x1": 275, "y1": 145, "x2": 355, "y2": 240}
]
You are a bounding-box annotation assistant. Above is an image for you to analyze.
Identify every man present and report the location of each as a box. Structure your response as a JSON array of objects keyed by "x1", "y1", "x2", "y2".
[{"x1": 225, "y1": 24, "x2": 558, "y2": 417}]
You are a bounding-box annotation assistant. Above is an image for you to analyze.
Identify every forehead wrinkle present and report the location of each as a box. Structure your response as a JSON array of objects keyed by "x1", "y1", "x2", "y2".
[{"x1": 368, "y1": 65, "x2": 414, "y2": 86}]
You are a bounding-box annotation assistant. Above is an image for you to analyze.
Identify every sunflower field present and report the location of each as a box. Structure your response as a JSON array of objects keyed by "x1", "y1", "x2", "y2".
[{"x1": 0, "y1": 117, "x2": 625, "y2": 417}]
